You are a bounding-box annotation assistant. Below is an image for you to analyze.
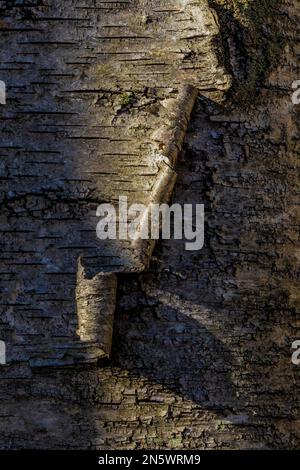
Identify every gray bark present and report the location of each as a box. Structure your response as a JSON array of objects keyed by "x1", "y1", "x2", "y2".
[{"x1": 0, "y1": 0, "x2": 299, "y2": 450}]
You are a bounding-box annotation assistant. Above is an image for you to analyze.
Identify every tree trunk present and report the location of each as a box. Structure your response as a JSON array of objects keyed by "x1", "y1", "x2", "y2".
[{"x1": 0, "y1": 0, "x2": 299, "y2": 449}]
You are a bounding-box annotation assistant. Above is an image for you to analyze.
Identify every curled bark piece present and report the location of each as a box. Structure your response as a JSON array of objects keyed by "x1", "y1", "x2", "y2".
[
  {"x1": 76, "y1": 257, "x2": 117, "y2": 359},
  {"x1": 132, "y1": 84, "x2": 198, "y2": 269},
  {"x1": 132, "y1": 161, "x2": 178, "y2": 270},
  {"x1": 75, "y1": 85, "x2": 198, "y2": 361},
  {"x1": 152, "y1": 84, "x2": 199, "y2": 165}
]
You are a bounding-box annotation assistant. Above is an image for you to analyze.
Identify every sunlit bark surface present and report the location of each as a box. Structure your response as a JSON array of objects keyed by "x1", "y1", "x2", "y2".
[{"x1": 0, "y1": 0, "x2": 299, "y2": 449}]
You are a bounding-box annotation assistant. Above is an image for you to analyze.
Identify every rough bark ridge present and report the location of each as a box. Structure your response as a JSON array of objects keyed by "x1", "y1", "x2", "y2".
[{"x1": 0, "y1": 0, "x2": 300, "y2": 450}]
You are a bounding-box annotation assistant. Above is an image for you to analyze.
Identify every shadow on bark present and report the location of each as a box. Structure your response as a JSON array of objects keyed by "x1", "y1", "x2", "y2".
[{"x1": 110, "y1": 301, "x2": 239, "y2": 411}]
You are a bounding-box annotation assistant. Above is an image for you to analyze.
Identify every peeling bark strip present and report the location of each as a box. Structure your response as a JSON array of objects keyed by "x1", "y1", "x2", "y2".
[
  {"x1": 77, "y1": 84, "x2": 198, "y2": 360},
  {"x1": 133, "y1": 84, "x2": 199, "y2": 270},
  {"x1": 76, "y1": 258, "x2": 117, "y2": 359},
  {"x1": 152, "y1": 85, "x2": 199, "y2": 166}
]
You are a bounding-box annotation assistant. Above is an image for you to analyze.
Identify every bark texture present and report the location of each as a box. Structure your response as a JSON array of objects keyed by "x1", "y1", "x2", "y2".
[{"x1": 0, "y1": 0, "x2": 299, "y2": 450}]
